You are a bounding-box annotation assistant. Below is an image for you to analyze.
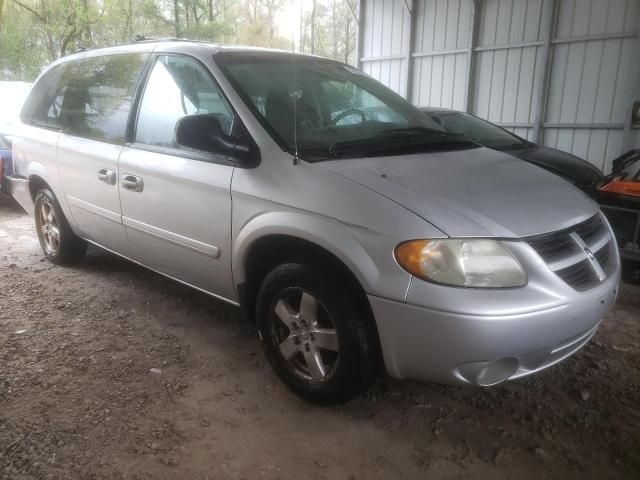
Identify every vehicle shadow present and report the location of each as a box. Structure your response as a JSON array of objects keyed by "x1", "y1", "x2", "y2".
[
  {"x1": 73, "y1": 243, "x2": 244, "y2": 331},
  {"x1": 0, "y1": 194, "x2": 26, "y2": 215},
  {"x1": 37, "y1": 228, "x2": 640, "y2": 478}
]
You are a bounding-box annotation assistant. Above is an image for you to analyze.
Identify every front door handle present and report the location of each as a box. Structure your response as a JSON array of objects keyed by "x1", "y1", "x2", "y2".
[
  {"x1": 121, "y1": 174, "x2": 144, "y2": 193},
  {"x1": 97, "y1": 168, "x2": 116, "y2": 185}
]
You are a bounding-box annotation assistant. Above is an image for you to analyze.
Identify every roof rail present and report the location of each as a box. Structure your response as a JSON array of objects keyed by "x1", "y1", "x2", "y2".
[{"x1": 133, "y1": 36, "x2": 183, "y2": 43}]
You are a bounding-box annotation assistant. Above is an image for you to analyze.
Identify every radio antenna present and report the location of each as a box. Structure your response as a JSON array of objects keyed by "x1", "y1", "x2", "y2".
[{"x1": 291, "y1": 0, "x2": 300, "y2": 165}]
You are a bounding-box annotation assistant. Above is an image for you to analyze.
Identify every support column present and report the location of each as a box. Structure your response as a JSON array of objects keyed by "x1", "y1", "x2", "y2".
[
  {"x1": 464, "y1": 0, "x2": 480, "y2": 113},
  {"x1": 355, "y1": 0, "x2": 365, "y2": 69},
  {"x1": 532, "y1": 0, "x2": 559, "y2": 145},
  {"x1": 403, "y1": 0, "x2": 416, "y2": 101}
]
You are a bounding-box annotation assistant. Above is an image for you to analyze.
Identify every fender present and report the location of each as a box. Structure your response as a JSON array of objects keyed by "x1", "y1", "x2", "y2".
[{"x1": 231, "y1": 210, "x2": 412, "y2": 303}]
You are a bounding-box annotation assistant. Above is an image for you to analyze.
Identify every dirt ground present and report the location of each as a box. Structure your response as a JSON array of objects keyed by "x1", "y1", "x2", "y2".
[{"x1": 0, "y1": 196, "x2": 638, "y2": 480}]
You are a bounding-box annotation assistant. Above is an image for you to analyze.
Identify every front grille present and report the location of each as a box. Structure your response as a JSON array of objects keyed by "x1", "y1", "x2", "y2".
[
  {"x1": 600, "y1": 206, "x2": 640, "y2": 251},
  {"x1": 527, "y1": 234, "x2": 580, "y2": 263},
  {"x1": 594, "y1": 244, "x2": 610, "y2": 266},
  {"x1": 554, "y1": 259, "x2": 594, "y2": 290},
  {"x1": 527, "y1": 214, "x2": 614, "y2": 291},
  {"x1": 575, "y1": 214, "x2": 609, "y2": 244}
]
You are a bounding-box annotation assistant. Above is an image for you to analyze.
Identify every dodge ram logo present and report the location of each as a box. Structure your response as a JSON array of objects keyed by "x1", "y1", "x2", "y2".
[{"x1": 570, "y1": 232, "x2": 607, "y2": 282}]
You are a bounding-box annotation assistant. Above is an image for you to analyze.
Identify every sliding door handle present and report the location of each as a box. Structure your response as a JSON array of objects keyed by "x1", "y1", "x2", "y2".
[
  {"x1": 97, "y1": 168, "x2": 116, "y2": 185},
  {"x1": 121, "y1": 174, "x2": 144, "y2": 192}
]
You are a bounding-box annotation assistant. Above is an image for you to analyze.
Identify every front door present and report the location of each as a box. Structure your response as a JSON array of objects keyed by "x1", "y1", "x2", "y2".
[
  {"x1": 118, "y1": 54, "x2": 236, "y2": 301},
  {"x1": 57, "y1": 53, "x2": 149, "y2": 255}
]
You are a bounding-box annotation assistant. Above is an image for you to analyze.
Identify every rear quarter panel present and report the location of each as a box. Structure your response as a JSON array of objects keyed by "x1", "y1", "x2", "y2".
[{"x1": 11, "y1": 123, "x2": 63, "y2": 217}]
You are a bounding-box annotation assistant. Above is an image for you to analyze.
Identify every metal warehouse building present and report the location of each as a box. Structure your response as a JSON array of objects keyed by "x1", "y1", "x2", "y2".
[{"x1": 355, "y1": 0, "x2": 640, "y2": 171}]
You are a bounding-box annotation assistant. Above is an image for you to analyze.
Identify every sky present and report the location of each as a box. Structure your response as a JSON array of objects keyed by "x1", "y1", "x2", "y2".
[{"x1": 274, "y1": 0, "x2": 307, "y2": 51}]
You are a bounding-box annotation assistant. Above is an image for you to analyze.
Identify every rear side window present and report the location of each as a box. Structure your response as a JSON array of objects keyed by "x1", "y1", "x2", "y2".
[
  {"x1": 21, "y1": 64, "x2": 67, "y2": 129},
  {"x1": 60, "y1": 54, "x2": 148, "y2": 144},
  {"x1": 21, "y1": 54, "x2": 147, "y2": 145},
  {"x1": 135, "y1": 55, "x2": 234, "y2": 150}
]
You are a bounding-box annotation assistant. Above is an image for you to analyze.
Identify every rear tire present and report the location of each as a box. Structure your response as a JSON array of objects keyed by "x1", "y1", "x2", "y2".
[
  {"x1": 34, "y1": 188, "x2": 87, "y2": 265},
  {"x1": 256, "y1": 263, "x2": 378, "y2": 405}
]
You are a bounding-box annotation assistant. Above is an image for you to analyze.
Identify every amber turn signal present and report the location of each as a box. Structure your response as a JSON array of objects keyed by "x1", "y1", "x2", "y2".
[{"x1": 394, "y1": 240, "x2": 430, "y2": 278}]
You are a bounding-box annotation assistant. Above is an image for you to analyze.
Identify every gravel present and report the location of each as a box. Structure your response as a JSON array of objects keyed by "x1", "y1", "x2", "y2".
[{"x1": 1, "y1": 197, "x2": 638, "y2": 479}]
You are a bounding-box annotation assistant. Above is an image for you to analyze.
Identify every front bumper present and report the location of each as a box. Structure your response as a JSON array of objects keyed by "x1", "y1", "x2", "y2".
[
  {"x1": 7, "y1": 176, "x2": 34, "y2": 215},
  {"x1": 369, "y1": 269, "x2": 619, "y2": 386}
]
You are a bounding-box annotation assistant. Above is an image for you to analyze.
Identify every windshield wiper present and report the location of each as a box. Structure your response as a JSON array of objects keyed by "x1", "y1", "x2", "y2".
[
  {"x1": 378, "y1": 126, "x2": 474, "y2": 144},
  {"x1": 328, "y1": 131, "x2": 474, "y2": 158},
  {"x1": 328, "y1": 137, "x2": 397, "y2": 157},
  {"x1": 377, "y1": 126, "x2": 453, "y2": 136}
]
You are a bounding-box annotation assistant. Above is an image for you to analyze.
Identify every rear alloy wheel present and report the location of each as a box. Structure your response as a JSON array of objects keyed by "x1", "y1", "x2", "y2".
[
  {"x1": 34, "y1": 188, "x2": 87, "y2": 265},
  {"x1": 37, "y1": 195, "x2": 60, "y2": 256},
  {"x1": 257, "y1": 263, "x2": 378, "y2": 404}
]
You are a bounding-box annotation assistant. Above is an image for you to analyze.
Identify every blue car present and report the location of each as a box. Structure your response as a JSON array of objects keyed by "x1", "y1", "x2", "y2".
[{"x1": 0, "y1": 133, "x2": 12, "y2": 196}]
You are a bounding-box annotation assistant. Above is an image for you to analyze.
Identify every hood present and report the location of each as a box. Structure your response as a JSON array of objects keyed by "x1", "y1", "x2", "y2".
[
  {"x1": 501, "y1": 144, "x2": 603, "y2": 187},
  {"x1": 316, "y1": 147, "x2": 599, "y2": 238}
]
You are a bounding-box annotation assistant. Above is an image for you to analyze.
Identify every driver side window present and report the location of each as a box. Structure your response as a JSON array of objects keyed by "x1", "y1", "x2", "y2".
[{"x1": 135, "y1": 55, "x2": 234, "y2": 150}]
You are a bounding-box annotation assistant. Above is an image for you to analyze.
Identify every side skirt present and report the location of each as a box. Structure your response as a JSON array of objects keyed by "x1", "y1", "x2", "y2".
[{"x1": 83, "y1": 238, "x2": 241, "y2": 308}]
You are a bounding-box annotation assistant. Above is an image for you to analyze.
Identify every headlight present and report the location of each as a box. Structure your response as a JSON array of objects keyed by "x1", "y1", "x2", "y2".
[{"x1": 395, "y1": 239, "x2": 527, "y2": 288}]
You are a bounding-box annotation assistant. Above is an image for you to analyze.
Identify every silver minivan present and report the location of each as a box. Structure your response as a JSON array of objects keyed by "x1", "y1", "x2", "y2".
[{"x1": 9, "y1": 41, "x2": 620, "y2": 404}]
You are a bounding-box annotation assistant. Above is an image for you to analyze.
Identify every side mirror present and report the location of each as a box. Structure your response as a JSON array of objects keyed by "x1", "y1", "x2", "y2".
[{"x1": 175, "y1": 114, "x2": 259, "y2": 166}]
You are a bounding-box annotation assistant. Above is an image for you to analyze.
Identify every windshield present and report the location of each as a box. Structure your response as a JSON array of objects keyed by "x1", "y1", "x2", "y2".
[
  {"x1": 216, "y1": 52, "x2": 476, "y2": 160},
  {"x1": 425, "y1": 111, "x2": 526, "y2": 150}
]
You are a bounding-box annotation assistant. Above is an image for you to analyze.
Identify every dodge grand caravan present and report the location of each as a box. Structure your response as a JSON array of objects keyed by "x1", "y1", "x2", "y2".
[{"x1": 8, "y1": 41, "x2": 620, "y2": 404}]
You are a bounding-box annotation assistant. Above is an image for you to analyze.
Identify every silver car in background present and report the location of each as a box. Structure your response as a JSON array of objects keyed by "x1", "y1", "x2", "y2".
[{"x1": 8, "y1": 41, "x2": 620, "y2": 404}]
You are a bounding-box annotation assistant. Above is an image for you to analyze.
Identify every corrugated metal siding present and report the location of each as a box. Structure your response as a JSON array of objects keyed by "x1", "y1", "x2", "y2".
[
  {"x1": 544, "y1": 0, "x2": 639, "y2": 171},
  {"x1": 360, "y1": 0, "x2": 410, "y2": 96},
  {"x1": 411, "y1": 0, "x2": 471, "y2": 109},
  {"x1": 472, "y1": 0, "x2": 550, "y2": 144},
  {"x1": 359, "y1": 0, "x2": 640, "y2": 170}
]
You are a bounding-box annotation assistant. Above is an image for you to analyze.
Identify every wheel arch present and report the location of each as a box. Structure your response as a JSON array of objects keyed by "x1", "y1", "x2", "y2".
[
  {"x1": 237, "y1": 230, "x2": 385, "y2": 373},
  {"x1": 232, "y1": 212, "x2": 381, "y2": 307},
  {"x1": 233, "y1": 212, "x2": 385, "y2": 363},
  {"x1": 28, "y1": 174, "x2": 51, "y2": 201},
  {"x1": 239, "y1": 233, "x2": 371, "y2": 314},
  {"x1": 27, "y1": 173, "x2": 80, "y2": 238}
]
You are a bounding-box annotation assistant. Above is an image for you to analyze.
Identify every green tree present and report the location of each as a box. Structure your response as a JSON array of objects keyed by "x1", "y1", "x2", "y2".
[
  {"x1": 299, "y1": 0, "x2": 356, "y2": 64},
  {"x1": 0, "y1": 0, "x2": 357, "y2": 81}
]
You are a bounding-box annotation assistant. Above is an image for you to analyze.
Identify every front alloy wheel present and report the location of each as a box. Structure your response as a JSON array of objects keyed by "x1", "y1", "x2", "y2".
[
  {"x1": 270, "y1": 289, "x2": 340, "y2": 382},
  {"x1": 257, "y1": 263, "x2": 379, "y2": 404}
]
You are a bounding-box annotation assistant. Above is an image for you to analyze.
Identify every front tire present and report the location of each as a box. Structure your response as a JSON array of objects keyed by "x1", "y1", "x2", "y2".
[
  {"x1": 256, "y1": 263, "x2": 378, "y2": 405},
  {"x1": 621, "y1": 259, "x2": 640, "y2": 285},
  {"x1": 34, "y1": 188, "x2": 87, "y2": 265}
]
